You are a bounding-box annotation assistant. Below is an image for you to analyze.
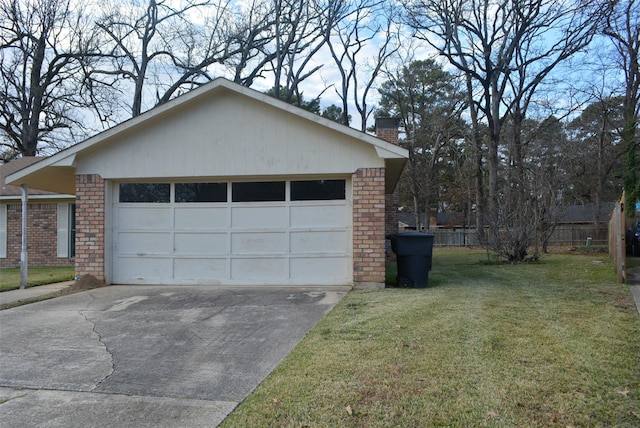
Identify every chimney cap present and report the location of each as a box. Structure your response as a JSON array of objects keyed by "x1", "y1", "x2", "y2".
[{"x1": 375, "y1": 117, "x2": 400, "y2": 129}]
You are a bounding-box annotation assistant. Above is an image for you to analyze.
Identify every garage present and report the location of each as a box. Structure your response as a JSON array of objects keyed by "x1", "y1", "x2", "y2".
[
  {"x1": 6, "y1": 78, "x2": 407, "y2": 288},
  {"x1": 112, "y1": 179, "x2": 350, "y2": 285}
]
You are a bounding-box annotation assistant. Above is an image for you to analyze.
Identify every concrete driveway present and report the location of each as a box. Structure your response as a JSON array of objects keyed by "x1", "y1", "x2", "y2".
[{"x1": 0, "y1": 285, "x2": 347, "y2": 427}]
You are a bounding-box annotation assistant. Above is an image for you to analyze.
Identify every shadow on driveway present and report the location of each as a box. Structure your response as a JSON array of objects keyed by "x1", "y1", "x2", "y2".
[{"x1": 0, "y1": 285, "x2": 348, "y2": 427}]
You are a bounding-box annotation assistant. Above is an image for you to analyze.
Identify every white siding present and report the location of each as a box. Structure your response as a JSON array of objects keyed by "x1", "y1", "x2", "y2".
[{"x1": 76, "y1": 92, "x2": 383, "y2": 180}]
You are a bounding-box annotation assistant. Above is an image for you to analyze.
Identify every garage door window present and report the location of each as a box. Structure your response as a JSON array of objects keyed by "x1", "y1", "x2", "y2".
[
  {"x1": 119, "y1": 183, "x2": 170, "y2": 203},
  {"x1": 232, "y1": 181, "x2": 285, "y2": 202},
  {"x1": 175, "y1": 183, "x2": 227, "y2": 202},
  {"x1": 291, "y1": 180, "x2": 345, "y2": 201}
]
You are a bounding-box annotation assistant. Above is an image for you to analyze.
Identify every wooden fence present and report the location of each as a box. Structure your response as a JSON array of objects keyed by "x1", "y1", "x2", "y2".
[
  {"x1": 608, "y1": 194, "x2": 626, "y2": 283},
  {"x1": 419, "y1": 224, "x2": 610, "y2": 248}
]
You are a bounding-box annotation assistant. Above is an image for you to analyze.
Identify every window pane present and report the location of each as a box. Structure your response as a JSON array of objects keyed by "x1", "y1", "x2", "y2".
[
  {"x1": 175, "y1": 183, "x2": 227, "y2": 202},
  {"x1": 232, "y1": 182, "x2": 285, "y2": 202},
  {"x1": 119, "y1": 183, "x2": 170, "y2": 203},
  {"x1": 291, "y1": 180, "x2": 346, "y2": 201},
  {"x1": 70, "y1": 204, "x2": 76, "y2": 258}
]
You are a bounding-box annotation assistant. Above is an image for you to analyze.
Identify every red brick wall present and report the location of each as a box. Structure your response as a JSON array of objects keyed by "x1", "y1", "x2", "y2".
[
  {"x1": 352, "y1": 168, "x2": 386, "y2": 286},
  {"x1": 1, "y1": 202, "x2": 74, "y2": 268},
  {"x1": 75, "y1": 174, "x2": 105, "y2": 280}
]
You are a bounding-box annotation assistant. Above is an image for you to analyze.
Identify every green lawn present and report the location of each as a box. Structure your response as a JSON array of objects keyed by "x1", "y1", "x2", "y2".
[
  {"x1": 0, "y1": 267, "x2": 75, "y2": 292},
  {"x1": 222, "y1": 249, "x2": 640, "y2": 427}
]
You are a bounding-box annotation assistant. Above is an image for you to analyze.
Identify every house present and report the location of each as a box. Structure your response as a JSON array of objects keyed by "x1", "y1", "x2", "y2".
[
  {"x1": 0, "y1": 157, "x2": 75, "y2": 267},
  {"x1": 559, "y1": 202, "x2": 614, "y2": 224},
  {"x1": 6, "y1": 78, "x2": 407, "y2": 287}
]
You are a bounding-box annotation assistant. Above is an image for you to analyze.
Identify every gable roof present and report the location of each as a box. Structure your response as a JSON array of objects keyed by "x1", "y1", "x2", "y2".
[
  {"x1": 1, "y1": 157, "x2": 74, "y2": 200},
  {"x1": 560, "y1": 203, "x2": 614, "y2": 223},
  {"x1": 6, "y1": 78, "x2": 408, "y2": 195}
]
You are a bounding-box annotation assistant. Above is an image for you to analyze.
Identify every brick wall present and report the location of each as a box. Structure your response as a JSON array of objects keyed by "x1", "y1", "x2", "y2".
[
  {"x1": 352, "y1": 168, "x2": 386, "y2": 287},
  {"x1": 75, "y1": 174, "x2": 105, "y2": 280},
  {"x1": 1, "y1": 202, "x2": 74, "y2": 267},
  {"x1": 376, "y1": 118, "x2": 401, "y2": 260}
]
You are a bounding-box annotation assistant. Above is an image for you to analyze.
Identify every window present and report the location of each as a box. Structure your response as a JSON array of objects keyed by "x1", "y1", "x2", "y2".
[
  {"x1": 232, "y1": 181, "x2": 285, "y2": 202},
  {"x1": 119, "y1": 183, "x2": 170, "y2": 203},
  {"x1": 291, "y1": 180, "x2": 346, "y2": 201},
  {"x1": 69, "y1": 204, "x2": 76, "y2": 258},
  {"x1": 0, "y1": 205, "x2": 6, "y2": 258},
  {"x1": 57, "y1": 203, "x2": 75, "y2": 258},
  {"x1": 176, "y1": 183, "x2": 227, "y2": 203}
]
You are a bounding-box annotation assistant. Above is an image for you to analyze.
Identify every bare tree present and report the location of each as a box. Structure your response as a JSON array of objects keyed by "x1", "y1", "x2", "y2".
[
  {"x1": 94, "y1": 0, "x2": 233, "y2": 118},
  {"x1": 404, "y1": 0, "x2": 609, "y2": 260},
  {"x1": 225, "y1": 0, "x2": 277, "y2": 86},
  {"x1": 326, "y1": 0, "x2": 401, "y2": 130},
  {"x1": 0, "y1": 0, "x2": 102, "y2": 157},
  {"x1": 604, "y1": 0, "x2": 640, "y2": 217},
  {"x1": 270, "y1": 0, "x2": 333, "y2": 103},
  {"x1": 216, "y1": 0, "x2": 334, "y2": 104}
]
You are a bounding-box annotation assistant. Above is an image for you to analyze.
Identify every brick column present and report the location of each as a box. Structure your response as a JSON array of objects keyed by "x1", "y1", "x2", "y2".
[
  {"x1": 352, "y1": 168, "x2": 386, "y2": 288},
  {"x1": 75, "y1": 174, "x2": 105, "y2": 281}
]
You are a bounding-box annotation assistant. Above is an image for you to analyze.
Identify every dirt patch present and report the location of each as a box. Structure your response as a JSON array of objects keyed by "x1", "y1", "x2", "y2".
[{"x1": 60, "y1": 274, "x2": 106, "y2": 295}]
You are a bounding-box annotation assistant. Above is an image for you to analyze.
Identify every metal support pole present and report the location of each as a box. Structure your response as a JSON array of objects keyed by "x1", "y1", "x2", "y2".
[{"x1": 20, "y1": 184, "x2": 28, "y2": 289}]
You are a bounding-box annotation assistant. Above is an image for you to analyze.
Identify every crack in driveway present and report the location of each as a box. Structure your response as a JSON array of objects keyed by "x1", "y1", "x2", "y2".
[{"x1": 79, "y1": 311, "x2": 115, "y2": 391}]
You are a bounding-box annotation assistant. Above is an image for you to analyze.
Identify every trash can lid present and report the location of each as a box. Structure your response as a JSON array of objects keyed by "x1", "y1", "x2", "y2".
[{"x1": 393, "y1": 232, "x2": 435, "y2": 237}]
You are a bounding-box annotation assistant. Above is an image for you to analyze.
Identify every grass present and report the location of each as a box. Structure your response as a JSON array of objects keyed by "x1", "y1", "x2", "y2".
[
  {"x1": 0, "y1": 266, "x2": 75, "y2": 292},
  {"x1": 222, "y1": 249, "x2": 640, "y2": 427}
]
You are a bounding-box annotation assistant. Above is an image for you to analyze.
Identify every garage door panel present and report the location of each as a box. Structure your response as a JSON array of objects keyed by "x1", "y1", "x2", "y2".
[
  {"x1": 174, "y1": 207, "x2": 228, "y2": 230},
  {"x1": 231, "y1": 258, "x2": 286, "y2": 280},
  {"x1": 117, "y1": 206, "x2": 172, "y2": 229},
  {"x1": 231, "y1": 232, "x2": 286, "y2": 254},
  {"x1": 290, "y1": 257, "x2": 348, "y2": 280},
  {"x1": 290, "y1": 205, "x2": 347, "y2": 228},
  {"x1": 174, "y1": 258, "x2": 227, "y2": 281},
  {"x1": 115, "y1": 257, "x2": 173, "y2": 281},
  {"x1": 231, "y1": 206, "x2": 287, "y2": 228},
  {"x1": 290, "y1": 230, "x2": 347, "y2": 253},
  {"x1": 174, "y1": 232, "x2": 227, "y2": 255},
  {"x1": 117, "y1": 232, "x2": 172, "y2": 255}
]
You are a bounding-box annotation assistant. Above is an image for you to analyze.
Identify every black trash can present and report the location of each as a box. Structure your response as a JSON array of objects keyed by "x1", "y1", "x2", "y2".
[{"x1": 387, "y1": 232, "x2": 434, "y2": 288}]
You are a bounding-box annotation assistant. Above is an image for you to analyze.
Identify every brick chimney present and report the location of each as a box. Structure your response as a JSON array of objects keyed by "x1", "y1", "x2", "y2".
[
  {"x1": 375, "y1": 118, "x2": 402, "y2": 260},
  {"x1": 375, "y1": 117, "x2": 400, "y2": 145}
]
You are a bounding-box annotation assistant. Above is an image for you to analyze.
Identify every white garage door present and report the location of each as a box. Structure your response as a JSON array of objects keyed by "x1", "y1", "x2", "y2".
[{"x1": 111, "y1": 179, "x2": 351, "y2": 285}]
